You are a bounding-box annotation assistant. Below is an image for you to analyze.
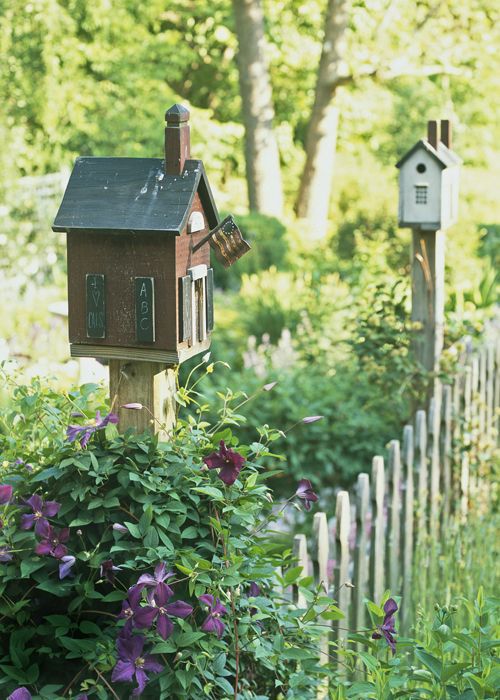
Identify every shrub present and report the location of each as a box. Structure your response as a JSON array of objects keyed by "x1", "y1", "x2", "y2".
[{"x1": 0, "y1": 370, "x2": 341, "y2": 699}]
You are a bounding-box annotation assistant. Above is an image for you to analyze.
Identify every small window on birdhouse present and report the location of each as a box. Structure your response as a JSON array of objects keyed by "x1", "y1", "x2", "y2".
[
  {"x1": 180, "y1": 265, "x2": 214, "y2": 345},
  {"x1": 415, "y1": 185, "x2": 428, "y2": 204}
]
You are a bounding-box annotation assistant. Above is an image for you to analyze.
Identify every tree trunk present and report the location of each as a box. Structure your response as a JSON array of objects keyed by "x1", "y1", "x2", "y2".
[
  {"x1": 295, "y1": 0, "x2": 350, "y2": 238},
  {"x1": 232, "y1": 0, "x2": 283, "y2": 218}
]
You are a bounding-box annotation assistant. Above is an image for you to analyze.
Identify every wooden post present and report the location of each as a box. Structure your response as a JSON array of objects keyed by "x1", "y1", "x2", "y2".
[
  {"x1": 441, "y1": 384, "x2": 452, "y2": 524},
  {"x1": 428, "y1": 387, "x2": 442, "y2": 538},
  {"x1": 411, "y1": 229, "x2": 445, "y2": 375},
  {"x1": 313, "y1": 512, "x2": 330, "y2": 694},
  {"x1": 415, "y1": 409, "x2": 428, "y2": 538},
  {"x1": 401, "y1": 425, "x2": 414, "y2": 630},
  {"x1": 370, "y1": 456, "x2": 385, "y2": 605},
  {"x1": 109, "y1": 360, "x2": 177, "y2": 439},
  {"x1": 354, "y1": 473, "x2": 370, "y2": 633},
  {"x1": 486, "y1": 344, "x2": 494, "y2": 443},
  {"x1": 388, "y1": 440, "x2": 402, "y2": 594},
  {"x1": 334, "y1": 491, "x2": 351, "y2": 651},
  {"x1": 461, "y1": 366, "x2": 472, "y2": 517}
]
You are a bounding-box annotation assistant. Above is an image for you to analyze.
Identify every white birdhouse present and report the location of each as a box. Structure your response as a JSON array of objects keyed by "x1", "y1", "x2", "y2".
[{"x1": 396, "y1": 120, "x2": 461, "y2": 231}]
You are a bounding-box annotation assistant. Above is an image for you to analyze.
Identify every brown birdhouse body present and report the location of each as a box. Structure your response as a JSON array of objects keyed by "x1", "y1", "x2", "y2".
[{"x1": 53, "y1": 105, "x2": 219, "y2": 364}]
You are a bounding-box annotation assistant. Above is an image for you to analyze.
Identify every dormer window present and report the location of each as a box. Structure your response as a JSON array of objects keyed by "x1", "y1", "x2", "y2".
[{"x1": 415, "y1": 184, "x2": 428, "y2": 204}]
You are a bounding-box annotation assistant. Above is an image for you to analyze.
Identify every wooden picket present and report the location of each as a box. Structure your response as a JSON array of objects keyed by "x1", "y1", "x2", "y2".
[{"x1": 288, "y1": 338, "x2": 499, "y2": 694}]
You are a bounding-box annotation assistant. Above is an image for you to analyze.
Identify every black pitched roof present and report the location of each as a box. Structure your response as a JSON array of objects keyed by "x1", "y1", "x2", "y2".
[
  {"x1": 52, "y1": 157, "x2": 219, "y2": 234},
  {"x1": 396, "y1": 139, "x2": 461, "y2": 169}
]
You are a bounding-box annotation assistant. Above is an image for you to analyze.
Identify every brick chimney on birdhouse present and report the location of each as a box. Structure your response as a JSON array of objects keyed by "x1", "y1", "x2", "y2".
[{"x1": 165, "y1": 104, "x2": 191, "y2": 175}]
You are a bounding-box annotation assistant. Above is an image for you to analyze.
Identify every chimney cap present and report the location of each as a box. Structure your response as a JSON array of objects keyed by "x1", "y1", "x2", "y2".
[{"x1": 165, "y1": 104, "x2": 190, "y2": 124}]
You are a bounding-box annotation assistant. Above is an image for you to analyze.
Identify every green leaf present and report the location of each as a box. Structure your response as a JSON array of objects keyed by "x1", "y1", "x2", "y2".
[
  {"x1": 284, "y1": 566, "x2": 304, "y2": 585},
  {"x1": 182, "y1": 526, "x2": 199, "y2": 539},
  {"x1": 281, "y1": 647, "x2": 317, "y2": 660},
  {"x1": 124, "y1": 521, "x2": 141, "y2": 538},
  {"x1": 176, "y1": 631, "x2": 206, "y2": 646},
  {"x1": 144, "y1": 526, "x2": 159, "y2": 548},
  {"x1": 193, "y1": 486, "x2": 224, "y2": 499},
  {"x1": 415, "y1": 648, "x2": 442, "y2": 681},
  {"x1": 20, "y1": 558, "x2": 45, "y2": 578}
]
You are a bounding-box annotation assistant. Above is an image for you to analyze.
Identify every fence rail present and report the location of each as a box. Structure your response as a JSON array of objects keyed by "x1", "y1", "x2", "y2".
[{"x1": 290, "y1": 334, "x2": 499, "y2": 669}]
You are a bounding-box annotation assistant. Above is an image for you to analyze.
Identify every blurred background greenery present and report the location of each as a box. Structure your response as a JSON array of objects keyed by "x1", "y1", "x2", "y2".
[{"x1": 0, "y1": 0, "x2": 498, "y2": 490}]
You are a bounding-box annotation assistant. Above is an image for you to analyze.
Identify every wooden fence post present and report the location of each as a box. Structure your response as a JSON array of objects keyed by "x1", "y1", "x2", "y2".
[
  {"x1": 461, "y1": 366, "x2": 472, "y2": 517},
  {"x1": 401, "y1": 425, "x2": 414, "y2": 629},
  {"x1": 334, "y1": 491, "x2": 352, "y2": 651},
  {"x1": 428, "y1": 385, "x2": 442, "y2": 537},
  {"x1": 415, "y1": 410, "x2": 428, "y2": 539},
  {"x1": 370, "y1": 457, "x2": 385, "y2": 605},
  {"x1": 441, "y1": 384, "x2": 452, "y2": 524},
  {"x1": 313, "y1": 512, "x2": 330, "y2": 689},
  {"x1": 388, "y1": 440, "x2": 402, "y2": 594},
  {"x1": 109, "y1": 361, "x2": 177, "y2": 439},
  {"x1": 486, "y1": 344, "x2": 494, "y2": 443},
  {"x1": 354, "y1": 473, "x2": 370, "y2": 633}
]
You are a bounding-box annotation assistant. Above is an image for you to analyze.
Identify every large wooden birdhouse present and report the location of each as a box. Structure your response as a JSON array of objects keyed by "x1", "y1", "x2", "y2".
[
  {"x1": 53, "y1": 104, "x2": 249, "y2": 366},
  {"x1": 396, "y1": 120, "x2": 461, "y2": 231}
]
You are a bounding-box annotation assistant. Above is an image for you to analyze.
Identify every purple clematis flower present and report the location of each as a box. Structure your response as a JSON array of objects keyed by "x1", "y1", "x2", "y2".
[
  {"x1": 35, "y1": 520, "x2": 70, "y2": 560},
  {"x1": 66, "y1": 410, "x2": 119, "y2": 448},
  {"x1": 296, "y1": 479, "x2": 319, "y2": 511},
  {"x1": 100, "y1": 558, "x2": 121, "y2": 584},
  {"x1": 111, "y1": 634, "x2": 163, "y2": 696},
  {"x1": 7, "y1": 688, "x2": 31, "y2": 700},
  {"x1": 199, "y1": 594, "x2": 227, "y2": 639},
  {"x1": 21, "y1": 494, "x2": 60, "y2": 534},
  {"x1": 0, "y1": 484, "x2": 13, "y2": 505},
  {"x1": 136, "y1": 562, "x2": 174, "y2": 600},
  {"x1": 118, "y1": 585, "x2": 144, "y2": 633},
  {"x1": 0, "y1": 546, "x2": 13, "y2": 562},
  {"x1": 134, "y1": 585, "x2": 193, "y2": 640},
  {"x1": 203, "y1": 440, "x2": 245, "y2": 486},
  {"x1": 248, "y1": 582, "x2": 261, "y2": 597},
  {"x1": 15, "y1": 458, "x2": 33, "y2": 472},
  {"x1": 372, "y1": 598, "x2": 398, "y2": 654},
  {"x1": 59, "y1": 555, "x2": 76, "y2": 579}
]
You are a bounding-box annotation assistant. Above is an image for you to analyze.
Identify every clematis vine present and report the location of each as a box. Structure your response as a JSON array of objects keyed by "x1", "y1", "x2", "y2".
[
  {"x1": 372, "y1": 598, "x2": 398, "y2": 654},
  {"x1": 66, "y1": 410, "x2": 119, "y2": 448},
  {"x1": 35, "y1": 520, "x2": 70, "y2": 560},
  {"x1": 133, "y1": 584, "x2": 193, "y2": 640},
  {"x1": 199, "y1": 594, "x2": 227, "y2": 639},
  {"x1": 59, "y1": 555, "x2": 76, "y2": 579},
  {"x1": 21, "y1": 494, "x2": 60, "y2": 534},
  {"x1": 0, "y1": 546, "x2": 13, "y2": 562},
  {"x1": 296, "y1": 479, "x2": 319, "y2": 511},
  {"x1": 7, "y1": 689, "x2": 32, "y2": 700},
  {"x1": 118, "y1": 585, "x2": 143, "y2": 633},
  {"x1": 203, "y1": 440, "x2": 245, "y2": 486},
  {"x1": 100, "y1": 558, "x2": 121, "y2": 584},
  {"x1": 111, "y1": 634, "x2": 163, "y2": 696},
  {"x1": 136, "y1": 562, "x2": 174, "y2": 599},
  {"x1": 0, "y1": 484, "x2": 13, "y2": 505}
]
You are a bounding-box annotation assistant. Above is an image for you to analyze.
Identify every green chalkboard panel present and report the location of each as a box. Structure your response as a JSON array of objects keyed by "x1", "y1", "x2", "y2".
[
  {"x1": 86, "y1": 274, "x2": 106, "y2": 339},
  {"x1": 135, "y1": 277, "x2": 155, "y2": 343}
]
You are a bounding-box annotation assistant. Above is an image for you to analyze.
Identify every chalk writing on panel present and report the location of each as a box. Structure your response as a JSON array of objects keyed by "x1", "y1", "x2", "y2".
[
  {"x1": 86, "y1": 274, "x2": 106, "y2": 339},
  {"x1": 135, "y1": 277, "x2": 155, "y2": 343}
]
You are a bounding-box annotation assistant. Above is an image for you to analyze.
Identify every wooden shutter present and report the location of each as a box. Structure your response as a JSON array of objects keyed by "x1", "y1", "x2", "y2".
[
  {"x1": 206, "y1": 267, "x2": 214, "y2": 332},
  {"x1": 180, "y1": 276, "x2": 192, "y2": 342}
]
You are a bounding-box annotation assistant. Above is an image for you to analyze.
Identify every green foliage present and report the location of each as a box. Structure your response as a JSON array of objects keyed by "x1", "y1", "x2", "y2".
[{"x1": 0, "y1": 371, "x2": 343, "y2": 699}]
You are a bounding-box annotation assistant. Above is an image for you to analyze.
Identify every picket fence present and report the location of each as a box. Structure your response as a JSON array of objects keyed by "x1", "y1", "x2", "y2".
[{"x1": 290, "y1": 334, "x2": 499, "y2": 665}]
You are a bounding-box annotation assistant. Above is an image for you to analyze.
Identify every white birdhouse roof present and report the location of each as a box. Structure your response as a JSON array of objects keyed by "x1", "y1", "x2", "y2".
[{"x1": 396, "y1": 139, "x2": 461, "y2": 170}]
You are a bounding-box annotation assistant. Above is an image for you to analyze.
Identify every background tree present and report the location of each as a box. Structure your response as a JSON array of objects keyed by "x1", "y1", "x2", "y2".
[{"x1": 231, "y1": 0, "x2": 283, "y2": 216}]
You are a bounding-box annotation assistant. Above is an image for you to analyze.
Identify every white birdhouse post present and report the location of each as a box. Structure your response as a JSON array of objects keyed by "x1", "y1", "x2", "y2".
[{"x1": 396, "y1": 119, "x2": 461, "y2": 375}]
